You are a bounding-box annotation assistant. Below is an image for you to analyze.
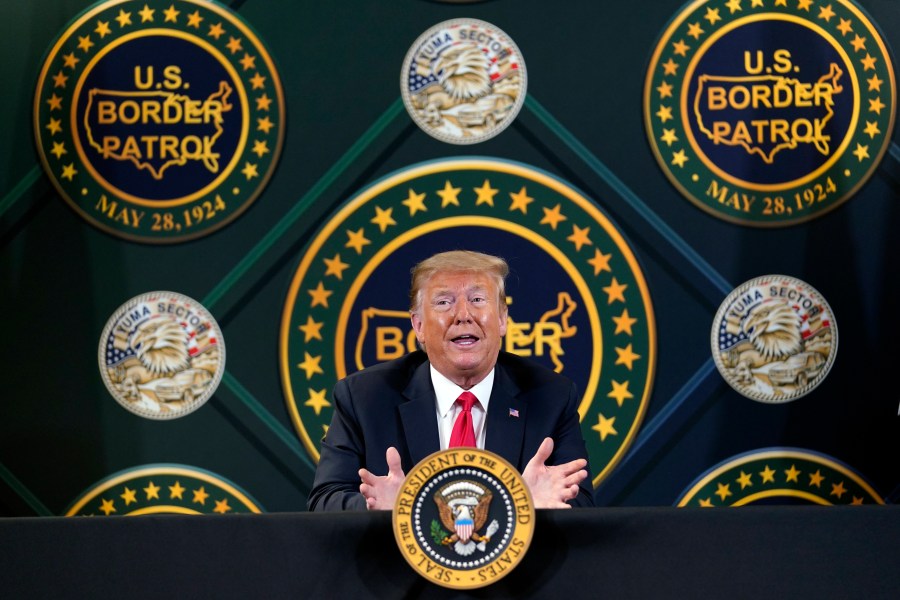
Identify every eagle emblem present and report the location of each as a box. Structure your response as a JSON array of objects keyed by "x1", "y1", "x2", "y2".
[{"x1": 433, "y1": 481, "x2": 499, "y2": 556}]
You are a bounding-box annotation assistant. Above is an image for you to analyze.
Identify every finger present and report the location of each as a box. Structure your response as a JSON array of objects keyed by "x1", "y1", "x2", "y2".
[
  {"x1": 562, "y1": 469, "x2": 588, "y2": 487},
  {"x1": 385, "y1": 446, "x2": 404, "y2": 477},
  {"x1": 527, "y1": 437, "x2": 555, "y2": 470}
]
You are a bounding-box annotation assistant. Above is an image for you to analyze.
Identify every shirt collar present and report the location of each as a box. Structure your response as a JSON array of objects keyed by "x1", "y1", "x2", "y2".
[{"x1": 431, "y1": 364, "x2": 495, "y2": 417}]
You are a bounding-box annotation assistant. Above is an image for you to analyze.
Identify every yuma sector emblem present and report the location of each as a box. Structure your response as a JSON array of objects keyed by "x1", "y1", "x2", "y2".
[
  {"x1": 33, "y1": 0, "x2": 284, "y2": 242},
  {"x1": 401, "y1": 18, "x2": 527, "y2": 144},
  {"x1": 393, "y1": 449, "x2": 534, "y2": 589},
  {"x1": 280, "y1": 158, "x2": 656, "y2": 487},
  {"x1": 711, "y1": 275, "x2": 837, "y2": 403},
  {"x1": 99, "y1": 291, "x2": 225, "y2": 419},
  {"x1": 644, "y1": 0, "x2": 895, "y2": 225}
]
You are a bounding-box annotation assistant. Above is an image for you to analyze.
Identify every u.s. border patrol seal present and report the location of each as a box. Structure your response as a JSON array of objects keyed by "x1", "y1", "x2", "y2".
[
  {"x1": 279, "y1": 158, "x2": 656, "y2": 488},
  {"x1": 712, "y1": 275, "x2": 837, "y2": 403},
  {"x1": 401, "y1": 19, "x2": 527, "y2": 144},
  {"x1": 99, "y1": 291, "x2": 225, "y2": 419},
  {"x1": 392, "y1": 449, "x2": 534, "y2": 589},
  {"x1": 644, "y1": 0, "x2": 895, "y2": 226},
  {"x1": 65, "y1": 464, "x2": 264, "y2": 516},
  {"x1": 33, "y1": 0, "x2": 284, "y2": 243},
  {"x1": 676, "y1": 448, "x2": 883, "y2": 506}
]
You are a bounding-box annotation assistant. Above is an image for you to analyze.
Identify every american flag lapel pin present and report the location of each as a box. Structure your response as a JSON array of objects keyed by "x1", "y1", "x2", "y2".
[{"x1": 509, "y1": 408, "x2": 519, "y2": 418}]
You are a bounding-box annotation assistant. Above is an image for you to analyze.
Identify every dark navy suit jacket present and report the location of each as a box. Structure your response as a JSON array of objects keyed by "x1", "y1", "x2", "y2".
[{"x1": 307, "y1": 350, "x2": 594, "y2": 510}]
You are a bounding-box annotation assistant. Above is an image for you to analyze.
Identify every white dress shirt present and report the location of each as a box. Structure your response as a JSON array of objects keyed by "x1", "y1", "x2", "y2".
[{"x1": 431, "y1": 365, "x2": 494, "y2": 449}]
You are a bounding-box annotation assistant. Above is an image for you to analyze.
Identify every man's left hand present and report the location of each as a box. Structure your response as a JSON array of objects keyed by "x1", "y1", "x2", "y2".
[{"x1": 522, "y1": 437, "x2": 588, "y2": 509}]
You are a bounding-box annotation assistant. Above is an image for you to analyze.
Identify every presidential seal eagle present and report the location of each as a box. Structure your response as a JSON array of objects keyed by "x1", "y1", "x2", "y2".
[{"x1": 434, "y1": 481, "x2": 499, "y2": 556}]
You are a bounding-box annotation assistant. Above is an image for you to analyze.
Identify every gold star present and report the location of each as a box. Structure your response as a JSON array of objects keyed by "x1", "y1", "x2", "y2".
[
  {"x1": 474, "y1": 180, "x2": 498, "y2": 206},
  {"x1": 759, "y1": 465, "x2": 776, "y2": 483},
  {"x1": 830, "y1": 481, "x2": 847, "y2": 499},
  {"x1": 95, "y1": 20, "x2": 111, "y2": 38},
  {"x1": 868, "y1": 97, "x2": 885, "y2": 114},
  {"x1": 774, "y1": 0, "x2": 788, "y2": 6},
  {"x1": 52, "y1": 71, "x2": 68, "y2": 88},
  {"x1": 226, "y1": 36, "x2": 243, "y2": 54},
  {"x1": 567, "y1": 224, "x2": 592, "y2": 251},
  {"x1": 298, "y1": 315, "x2": 324, "y2": 342},
  {"x1": 120, "y1": 487, "x2": 137, "y2": 505},
  {"x1": 587, "y1": 248, "x2": 612, "y2": 275},
  {"x1": 818, "y1": 4, "x2": 835, "y2": 21},
  {"x1": 540, "y1": 204, "x2": 567, "y2": 230},
  {"x1": 867, "y1": 73, "x2": 883, "y2": 92},
  {"x1": 241, "y1": 54, "x2": 257, "y2": 71},
  {"x1": 785, "y1": 464, "x2": 801, "y2": 482},
  {"x1": 138, "y1": 5, "x2": 154, "y2": 22},
  {"x1": 715, "y1": 482, "x2": 732, "y2": 501},
  {"x1": 672, "y1": 39, "x2": 690, "y2": 56},
  {"x1": 657, "y1": 81, "x2": 673, "y2": 99},
  {"x1": 603, "y1": 277, "x2": 627, "y2": 304},
  {"x1": 837, "y1": 18, "x2": 853, "y2": 36},
  {"x1": 255, "y1": 92, "x2": 272, "y2": 110},
  {"x1": 797, "y1": 0, "x2": 812, "y2": 11},
  {"x1": 863, "y1": 121, "x2": 880, "y2": 138},
  {"x1": 323, "y1": 253, "x2": 350, "y2": 279},
  {"x1": 257, "y1": 116, "x2": 274, "y2": 133},
  {"x1": 61, "y1": 163, "x2": 77, "y2": 181},
  {"x1": 656, "y1": 105, "x2": 673, "y2": 122},
  {"x1": 241, "y1": 162, "x2": 259, "y2": 180},
  {"x1": 345, "y1": 228, "x2": 370, "y2": 254},
  {"x1": 305, "y1": 388, "x2": 331, "y2": 415},
  {"x1": 672, "y1": 149, "x2": 689, "y2": 167},
  {"x1": 660, "y1": 129, "x2": 678, "y2": 146},
  {"x1": 436, "y1": 180, "x2": 461, "y2": 207},
  {"x1": 193, "y1": 487, "x2": 209, "y2": 505},
  {"x1": 851, "y1": 34, "x2": 867, "y2": 52},
  {"x1": 726, "y1": 0, "x2": 742, "y2": 14},
  {"x1": 591, "y1": 413, "x2": 617, "y2": 441},
  {"x1": 115, "y1": 9, "x2": 132, "y2": 27},
  {"x1": 164, "y1": 5, "x2": 180, "y2": 22},
  {"x1": 47, "y1": 94, "x2": 62, "y2": 110},
  {"x1": 750, "y1": 0, "x2": 764, "y2": 7},
  {"x1": 213, "y1": 499, "x2": 231, "y2": 514},
  {"x1": 144, "y1": 481, "x2": 160, "y2": 500},
  {"x1": 99, "y1": 498, "x2": 116, "y2": 515},
  {"x1": 252, "y1": 140, "x2": 269, "y2": 158},
  {"x1": 308, "y1": 282, "x2": 332, "y2": 308},
  {"x1": 46, "y1": 118, "x2": 62, "y2": 135},
  {"x1": 509, "y1": 187, "x2": 534, "y2": 214},
  {"x1": 736, "y1": 471, "x2": 753, "y2": 489},
  {"x1": 187, "y1": 10, "x2": 203, "y2": 28},
  {"x1": 371, "y1": 206, "x2": 396, "y2": 232},
  {"x1": 169, "y1": 481, "x2": 186, "y2": 499},
  {"x1": 50, "y1": 142, "x2": 66, "y2": 159},
  {"x1": 252, "y1": 75, "x2": 268, "y2": 92},
  {"x1": 402, "y1": 188, "x2": 427, "y2": 215},
  {"x1": 62, "y1": 52, "x2": 79, "y2": 69},
  {"x1": 77, "y1": 35, "x2": 94, "y2": 53},
  {"x1": 208, "y1": 23, "x2": 225, "y2": 39},
  {"x1": 612, "y1": 309, "x2": 637, "y2": 335},
  {"x1": 851, "y1": 496, "x2": 864, "y2": 505},
  {"x1": 808, "y1": 469, "x2": 825, "y2": 488},
  {"x1": 861, "y1": 53, "x2": 877, "y2": 71},
  {"x1": 298, "y1": 352, "x2": 324, "y2": 379},
  {"x1": 698, "y1": 498, "x2": 714, "y2": 507},
  {"x1": 607, "y1": 380, "x2": 633, "y2": 407},
  {"x1": 853, "y1": 143, "x2": 870, "y2": 161},
  {"x1": 704, "y1": 7, "x2": 722, "y2": 25},
  {"x1": 687, "y1": 22, "x2": 704, "y2": 40},
  {"x1": 614, "y1": 344, "x2": 641, "y2": 370},
  {"x1": 662, "y1": 58, "x2": 678, "y2": 76}
]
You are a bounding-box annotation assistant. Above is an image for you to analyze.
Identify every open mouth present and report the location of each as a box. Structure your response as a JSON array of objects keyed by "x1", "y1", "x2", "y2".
[{"x1": 451, "y1": 334, "x2": 480, "y2": 346}]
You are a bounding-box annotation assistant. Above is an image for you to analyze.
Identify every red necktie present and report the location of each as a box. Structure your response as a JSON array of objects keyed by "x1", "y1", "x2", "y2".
[{"x1": 449, "y1": 391, "x2": 478, "y2": 448}]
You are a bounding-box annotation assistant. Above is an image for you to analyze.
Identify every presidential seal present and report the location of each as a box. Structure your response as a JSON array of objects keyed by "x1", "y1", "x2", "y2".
[
  {"x1": 99, "y1": 291, "x2": 225, "y2": 419},
  {"x1": 676, "y1": 448, "x2": 883, "y2": 506},
  {"x1": 280, "y1": 158, "x2": 656, "y2": 488},
  {"x1": 65, "y1": 464, "x2": 264, "y2": 516},
  {"x1": 401, "y1": 19, "x2": 527, "y2": 144},
  {"x1": 644, "y1": 0, "x2": 896, "y2": 225},
  {"x1": 712, "y1": 275, "x2": 837, "y2": 403},
  {"x1": 392, "y1": 449, "x2": 534, "y2": 589},
  {"x1": 33, "y1": 0, "x2": 285, "y2": 242}
]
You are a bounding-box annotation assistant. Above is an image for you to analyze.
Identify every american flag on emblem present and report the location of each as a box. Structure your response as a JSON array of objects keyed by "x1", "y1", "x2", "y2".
[
  {"x1": 455, "y1": 517, "x2": 474, "y2": 543},
  {"x1": 509, "y1": 408, "x2": 519, "y2": 418}
]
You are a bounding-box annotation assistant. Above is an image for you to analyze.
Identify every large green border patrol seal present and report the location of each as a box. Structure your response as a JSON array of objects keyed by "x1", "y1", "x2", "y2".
[
  {"x1": 33, "y1": 0, "x2": 284, "y2": 242},
  {"x1": 65, "y1": 464, "x2": 264, "y2": 516},
  {"x1": 676, "y1": 448, "x2": 883, "y2": 506},
  {"x1": 280, "y1": 158, "x2": 656, "y2": 488},
  {"x1": 393, "y1": 449, "x2": 534, "y2": 589},
  {"x1": 644, "y1": 0, "x2": 895, "y2": 226}
]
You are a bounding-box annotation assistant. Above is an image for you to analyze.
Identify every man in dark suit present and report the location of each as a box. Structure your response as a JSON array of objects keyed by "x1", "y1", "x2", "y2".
[{"x1": 307, "y1": 250, "x2": 593, "y2": 511}]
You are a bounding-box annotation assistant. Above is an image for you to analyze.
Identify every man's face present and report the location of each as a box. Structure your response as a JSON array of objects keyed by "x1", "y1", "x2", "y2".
[{"x1": 410, "y1": 270, "x2": 508, "y2": 388}]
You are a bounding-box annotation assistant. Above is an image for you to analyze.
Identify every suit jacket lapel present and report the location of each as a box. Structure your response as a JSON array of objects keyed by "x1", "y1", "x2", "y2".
[
  {"x1": 485, "y1": 363, "x2": 526, "y2": 469},
  {"x1": 398, "y1": 361, "x2": 440, "y2": 466}
]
